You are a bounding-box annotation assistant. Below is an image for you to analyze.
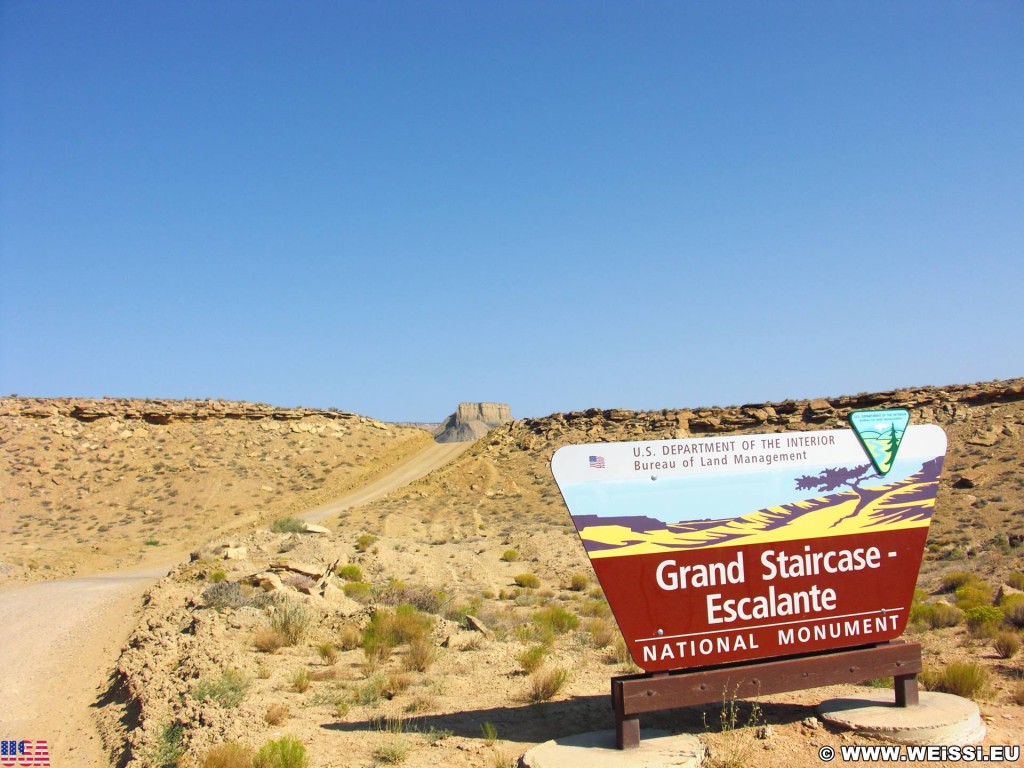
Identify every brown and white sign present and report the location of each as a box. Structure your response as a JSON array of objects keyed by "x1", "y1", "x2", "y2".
[{"x1": 551, "y1": 423, "x2": 947, "y2": 672}]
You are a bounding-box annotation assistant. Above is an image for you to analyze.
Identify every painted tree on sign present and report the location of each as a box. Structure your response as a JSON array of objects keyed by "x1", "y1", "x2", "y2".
[{"x1": 795, "y1": 464, "x2": 885, "y2": 527}]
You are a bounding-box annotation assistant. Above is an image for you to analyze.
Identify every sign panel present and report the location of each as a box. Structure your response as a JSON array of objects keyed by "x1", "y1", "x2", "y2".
[{"x1": 551, "y1": 423, "x2": 947, "y2": 672}]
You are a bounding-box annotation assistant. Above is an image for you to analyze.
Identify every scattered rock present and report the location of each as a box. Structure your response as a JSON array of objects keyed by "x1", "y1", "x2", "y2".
[{"x1": 465, "y1": 614, "x2": 494, "y2": 640}]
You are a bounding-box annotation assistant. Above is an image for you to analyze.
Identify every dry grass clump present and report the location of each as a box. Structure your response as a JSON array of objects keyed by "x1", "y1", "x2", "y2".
[
  {"x1": 316, "y1": 642, "x2": 337, "y2": 665},
  {"x1": 587, "y1": 618, "x2": 614, "y2": 648},
  {"x1": 940, "y1": 571, "x2": 975, "y2": 592},
  {"x1": 290, "y1": 668, "x2": 312, "y2": 693},
  {"x1": 1001, "y1": 594, "x2": 1024, "y2": 629},
  {"x1": 335, "y1": 564, "x2": 363, "y2": 581},
  {"x1": 993, "y1": 630, "x2": 1021, "y2": 659},
  {"x1": 201, "y1": 742, "x2": 254, "y2": 768},
  {"x1": 910, "y1": 601, "x2": 962, "y2": 629},
  {"x1": 342, "y1": 581, "x2": 373, "y2": 602},
  {"x1": 528, "y1": 666, "x2": 569, "y2": 702},
  {"x1": 920, "y1": 662, "x2": 989, "y2": 699},
  {"x1": 403, "y1": 635, "x2": 435, "y2": 672},
  {"x1": 566, "y1": 572, "x2": 590, "y2": 591},
  {"x1": 533, "y1": 605, "x2": 579, "y2": 637},
  {"x1": 516, "y1": 644, "x2": 548, "y2": 674},
  {"x1": 1013, "y1": 682, "x2": 1024, "y2": 706},
  {"x1": 270, "y1": 516, "x2": 307, "y2": 533},
  {"x1": 355, "y1": 532, "x2": 377, "y2": 552},
  {"x1": 338, "y1": 624, "x2": 362, "y2": 650},
  {"x1": 254, "y1": 626, "x2": 288, "y2": 653},
  {"x1": 269, "y1": 597, "x2": 311, "y2": 645},
  {"x1": 1008, "y1": 572, "x2": 1024, "y2": 591},
  {"x1": 253, "y1": 735, "x2": 306, "y2": 768},
  {"x1": 194, "y1": 669, "x2": 250, "y2": 708},
  {"x1": 501, "y1": 549, "x2": 520, "y2": 562},
  {"x1": 264, "y1": 703, "x2": 289, "y2": 725},
  {"x1": 363, "y1": 604, "x2": 434, "y2": 666},
  {"x1": 514, "y1": 573, "x2": 540, "y2": 589}
]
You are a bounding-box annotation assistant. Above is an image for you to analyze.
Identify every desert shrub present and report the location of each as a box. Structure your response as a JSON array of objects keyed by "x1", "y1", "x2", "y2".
[
  {"x1": 253, "y1": 735, "x2": 306, "y2": 768},
  {"x1": 587, "y1": 618, "x2": 614, "y2": 648},
  {"x1": 270, "y1": 598, "x2": 311, "y2": 645},
  {"x1": 335, "y1": 564, "x2": 363, "y2": 582},
  {"x1": 940, "y1": 571, "x2": 976, "y2": 592},
  {"x1": 254, "y1": 626, "x2": 287, "y2": 653},
  {"x1": 501, "y1": 549, "x2": 520, "y2": 562},
  {"x1": 1000, "y1": 594, "x2": 1024, "y2": 629},
  {"x1": 567, "y1": 573, "x2": 590, "y2": 591},
  {"x1": 910, "y1": 602, "x2": 962, "y2": 629},
  {"x1": 363, "y1": 605, "x2": 433, "y2": 664},
  {"x1": 964, "y1": 605, "x2": 1004, "y2": 636},
  {"x1": 533, "y1": 605, "x2": 579, "y2": 636},
  {"x1": 195, "y1": 669, "x2": 250, "y2": 708},
  {"x1": 921, "y1": 662, "x2": 988, "y2": 699},
  {"x1": 338, "y1": 624, "x2": 362, "y2": 650},
  {"x1": 528, "y1": 667, "x2": 569, "y2": 702},
  {"x1": 265, "y1": 703, "x2": 289, "y2": 725},
  {"x1": 580, "y1": 598, "x2": 612, "y2": 619},
  {"x1": 372, "y1": 741, "x2": 408, "y2": 765},
  {"x1": 955, "y1": 583, "x2": 994, "y2": 611},
  {"x1": 270, "y1": 517, "x2": 307, "y2": 533},
  {"x1": 387, "y1": 671, "x2": 415, "y2": 695},
  {"x1": 355, "y1": 533, "x2": 377, "y2": 551},
  {"x1": 516, "y1": 644, "x2": 547, "y2": 674},
  {"x1": 481, "y1": 720, "x2": 498, "y2": 746},
  {"x1": 290, "y1": 668, "x2": 311, "y2": 693},
  {"x1": 994, "y1": 631, "x2": 1021, "y2": 659},
  {"x1": 375, "y1": 579, "x2": 447, "y2": 613},
  {"x1": 202, "y1": 742, "x2": 254, "y2": 768},
  {"x1": 317, "y1": 642, "x2": 337, "y2": 666},
  {"x1": 208, "y1": 569, "x2": 227, "y2": 583},
  {"x1": 355, "y1": 674, "x2": 386, "y2": 705},
  {"x1": 403, "y1": 635, "x2": 435, "y2": 672},
  {"x1": 1013, "y1": 682, "x2": 1024, "y2": 706},
  {"x1": 145, "y1": 722, "x2": 184, "y2": 768},
  {"x1": 202, "y1": 581, "x2": 251, "y2": 611},
  {"x1": 514, "y1": 573, "x2": 540, "y2": 589},
  {"x1": 1008, "y1": 572, "x2": 1024, "y2": 591},
  {"x1": 342, "y1": 581, "x2": 373, "y2": 602}
]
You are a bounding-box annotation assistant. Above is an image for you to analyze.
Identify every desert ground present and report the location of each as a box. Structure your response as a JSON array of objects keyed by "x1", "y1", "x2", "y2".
[{"x1": 1, "y1": 381, "x2": 1023, "y2": 768}]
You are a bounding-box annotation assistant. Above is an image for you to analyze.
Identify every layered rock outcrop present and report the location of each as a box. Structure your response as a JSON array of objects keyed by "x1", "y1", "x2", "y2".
[{"x1": 435, "y1": 402, "x2": 512, "y2": 443}]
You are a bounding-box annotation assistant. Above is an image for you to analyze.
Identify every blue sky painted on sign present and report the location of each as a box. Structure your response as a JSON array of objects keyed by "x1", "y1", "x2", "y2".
[
  {"x1": 2, "y1": 2, "x2": 1021, "y2": 421},
  {"x1": 558, "y1": 456, "x2": 930, "y2": 525}
]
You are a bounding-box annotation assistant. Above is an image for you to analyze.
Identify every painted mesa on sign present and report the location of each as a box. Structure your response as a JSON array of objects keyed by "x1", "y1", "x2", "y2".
[{"x1": 552, "y1": 423, "x2": 947, "y2": 671}]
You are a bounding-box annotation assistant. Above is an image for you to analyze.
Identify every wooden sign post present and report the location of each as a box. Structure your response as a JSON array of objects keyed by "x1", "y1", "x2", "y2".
[{"x1": 551, "y1": 413, "x2": 946, "y2": 748}]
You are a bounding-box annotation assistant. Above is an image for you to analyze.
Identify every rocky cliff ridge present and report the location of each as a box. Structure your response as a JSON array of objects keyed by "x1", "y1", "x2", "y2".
[{"x1": 435, "y1": 402, "x2": 512, "y2": 443}]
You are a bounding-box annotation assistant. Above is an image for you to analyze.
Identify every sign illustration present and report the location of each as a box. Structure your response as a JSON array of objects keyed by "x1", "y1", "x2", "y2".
[
  {"x1": 551, "y1": 422, "x2": 947, "y2": 672},
  {"x1": 850, "y1": 408, "x2": 910, "y2": 475}
]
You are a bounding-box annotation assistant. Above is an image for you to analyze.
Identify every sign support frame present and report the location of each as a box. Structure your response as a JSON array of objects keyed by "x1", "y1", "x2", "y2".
[{"x1": 610, "y1": 641, "x2": 921, "y2": 749}]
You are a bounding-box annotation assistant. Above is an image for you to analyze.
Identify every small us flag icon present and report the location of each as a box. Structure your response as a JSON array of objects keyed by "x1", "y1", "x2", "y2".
[
  {"x1": 588, "y1": 455, "x2": 605, "y2": 468},
  {"x1": 1, "y1": 740, "x2": 50, "y2": 766}
]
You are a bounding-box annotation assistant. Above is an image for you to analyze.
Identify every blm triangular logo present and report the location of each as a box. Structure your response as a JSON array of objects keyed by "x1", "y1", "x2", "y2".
[{"x1": 849, "y1": 408, "x2": 910, "y2": 475}]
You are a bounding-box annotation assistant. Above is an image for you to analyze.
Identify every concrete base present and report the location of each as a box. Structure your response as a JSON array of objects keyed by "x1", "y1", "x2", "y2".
[
  {"x1": 519, "y1": 729, "x2": 705, "y2": 768},
  {"x1": 819, "y1": 691, "x2": 985, "y2": 745}
]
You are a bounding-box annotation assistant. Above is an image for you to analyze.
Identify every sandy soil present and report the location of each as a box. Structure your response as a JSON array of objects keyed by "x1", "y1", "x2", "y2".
[{"x1": 0, "y1": 438, "x2": 468, "y2": 766}]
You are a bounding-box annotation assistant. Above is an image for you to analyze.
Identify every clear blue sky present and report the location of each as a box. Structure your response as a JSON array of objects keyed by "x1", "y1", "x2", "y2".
[{"x1": 2, "y1": 2, "x2": 1021, "y2": 422}]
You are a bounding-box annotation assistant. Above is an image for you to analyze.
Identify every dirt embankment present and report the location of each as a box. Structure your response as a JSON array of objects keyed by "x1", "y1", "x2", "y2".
[{"x1": 0, "y1": 397, "x2": 432, "y2": 583}]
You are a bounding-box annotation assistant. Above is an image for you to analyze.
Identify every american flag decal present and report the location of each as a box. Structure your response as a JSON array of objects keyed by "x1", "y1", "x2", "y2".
[
  {"x1": 588, "y1": 455, "x2": 605, "y2": 469},
  {"x1": 0, "y1": 740, "x2": 50, "y2": 766}
]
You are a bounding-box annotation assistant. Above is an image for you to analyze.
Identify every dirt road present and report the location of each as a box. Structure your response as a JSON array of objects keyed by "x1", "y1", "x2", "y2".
[
  {"x1": 301, "y1": 439, "x2": 472, "y2": 523},
  {"x1": 0, "y1": 438, "x2": 470, "y2": 766}
]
